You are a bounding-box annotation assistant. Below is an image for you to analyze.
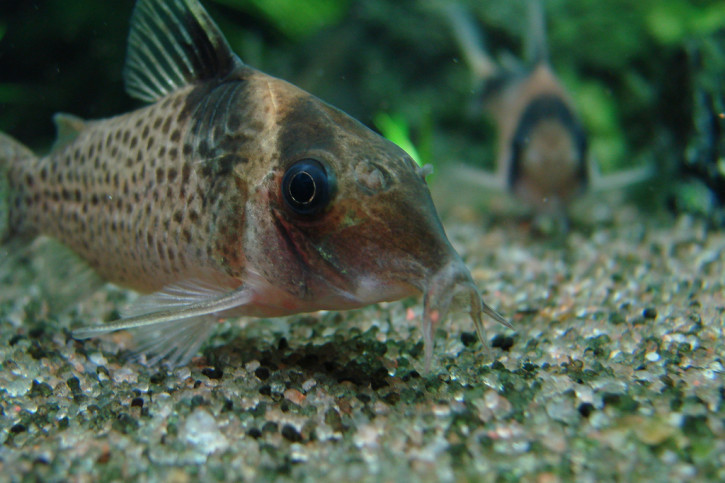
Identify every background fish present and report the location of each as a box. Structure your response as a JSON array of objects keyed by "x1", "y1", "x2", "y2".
[
  {"x1": 442, "y1": 0, "x2": 652, "y2": 214},
  {"x1": 0, "y1": 0, "x2": 508, "y2": 367}
]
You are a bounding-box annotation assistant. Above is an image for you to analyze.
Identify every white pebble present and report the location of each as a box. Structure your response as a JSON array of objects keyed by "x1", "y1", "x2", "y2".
[
  {"x1": 182, "y1": 408, "x2": 228, "y2": 454},
  {"x1": 645, "y1": 352, "x2": 660, "y2": 362}
]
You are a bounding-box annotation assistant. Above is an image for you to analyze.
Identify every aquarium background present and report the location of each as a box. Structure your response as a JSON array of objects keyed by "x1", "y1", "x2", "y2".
[{"x1": 1, "y1": 0, "x2": 723, "y2": 221}]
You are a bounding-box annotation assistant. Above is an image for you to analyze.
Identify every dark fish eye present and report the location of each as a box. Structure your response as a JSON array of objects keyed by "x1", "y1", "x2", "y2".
[{"x1": 282, "y1": 159, "x2": 334, "y2": 215}]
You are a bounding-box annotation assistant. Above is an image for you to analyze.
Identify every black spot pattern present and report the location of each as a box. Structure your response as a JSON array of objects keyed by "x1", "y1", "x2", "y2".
[{"x1": 11, "y1": 86, "x2": 250, "y2": 291}]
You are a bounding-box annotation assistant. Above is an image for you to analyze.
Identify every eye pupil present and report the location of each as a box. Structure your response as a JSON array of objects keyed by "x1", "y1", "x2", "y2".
[
  {"x1": 282, "y1": 159, "x2": 334, "y2": 215},
  {"x1": 288, "y1": 171, "x2": 316, "y2": 204}
]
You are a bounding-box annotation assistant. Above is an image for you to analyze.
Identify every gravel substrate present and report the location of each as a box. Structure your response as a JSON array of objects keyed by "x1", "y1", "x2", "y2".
[{"x1": 1, "y1": 208, "x2": 723, "y2": 482}]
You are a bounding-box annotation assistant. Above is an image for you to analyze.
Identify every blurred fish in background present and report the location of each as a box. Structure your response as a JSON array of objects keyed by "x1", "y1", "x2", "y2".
[{"x1": 438, "y1": 0, "x2": 653, "y2": 225}]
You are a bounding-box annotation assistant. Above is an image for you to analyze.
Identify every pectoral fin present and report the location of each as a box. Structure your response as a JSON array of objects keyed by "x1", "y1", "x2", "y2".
[
  {"x1": 73, "y1": 279, "x2": 254, "y2": 366},
  {"x1": 450, "y1": 162, "x2": 509, "y2": 192},
  {"x1": 131, "y1": 315, "x2": 217, "y2": 367},
  {"x1": 589, "y1": 160, "x2": 655, "y2": 192}
]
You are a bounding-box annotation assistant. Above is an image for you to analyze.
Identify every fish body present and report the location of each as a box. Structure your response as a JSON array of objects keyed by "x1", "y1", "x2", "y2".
[
  {"x1": 445, "y1": 1, "x2": 649, "y2": 213},
  {"x1": 0, "y1": 0, "x2": 508, "y2": 365},
  {"x1": 484, "y1": 61, "x2": 587, "y2": 209}
]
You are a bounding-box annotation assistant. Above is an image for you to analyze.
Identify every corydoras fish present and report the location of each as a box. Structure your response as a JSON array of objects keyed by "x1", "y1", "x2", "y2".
[
  {"x1": 0, "y1": 0, "x2": 508, "y2": 366},
  {"x1": 444, "y1": 1, "x2": 651, "y2": 213}
]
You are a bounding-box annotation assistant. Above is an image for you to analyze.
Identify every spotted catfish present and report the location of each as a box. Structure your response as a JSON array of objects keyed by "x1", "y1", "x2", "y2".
[{"x1": 0, "y1": 0, "x2": 508, "y2": 366}]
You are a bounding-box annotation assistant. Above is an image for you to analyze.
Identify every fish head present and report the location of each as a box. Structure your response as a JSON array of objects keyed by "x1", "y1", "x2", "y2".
[
  {"x1": 508, "y1": 89, "x2": 589, "y2": 209},
  {"x1": 516, "y1": 118, "x2": 584, "y2": 204},
  {"x1": 239, "y1": 74, "x2": 504, "y2": 348}
]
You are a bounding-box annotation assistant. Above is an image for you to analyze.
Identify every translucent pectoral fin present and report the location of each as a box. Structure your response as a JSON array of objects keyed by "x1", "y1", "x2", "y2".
[
  {"x1": 450, "y1": 163, "x2": 509, "y2": 192},
  {"x1": 132, "y1": 315, "x2": 217, "y2": 367},
  {"x1": 72, "y1": 280, "x2": 254, "y2": 366},
  {"x1": 589, "y1": 157, "x2": 655, "y2": 193}
]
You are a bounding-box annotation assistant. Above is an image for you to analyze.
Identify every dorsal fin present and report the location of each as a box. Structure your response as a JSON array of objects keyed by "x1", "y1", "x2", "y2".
[
  {"x1": 51, "y1": 113, "x2": 87, "y2": 151},
  {"x1": 123, "y1": 0, "x2": 242, "y2": 103}
]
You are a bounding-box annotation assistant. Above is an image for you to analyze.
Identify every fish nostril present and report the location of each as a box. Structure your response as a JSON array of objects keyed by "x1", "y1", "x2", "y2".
[{"x1": 354, "y1": 160, "x2": 390, "y2": 194}]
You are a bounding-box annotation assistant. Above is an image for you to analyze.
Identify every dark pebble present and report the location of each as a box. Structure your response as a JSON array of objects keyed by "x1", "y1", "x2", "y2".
[
  {"x1": 602, "y1": 392, "x2": 639, "y2": 413},
  {"x1": 29, "y1": 380, "x2": 53, "y2": 398},
  {"x1": 9, "y1": 334, "x2": 24, "y2": 346},
  {"x1": 402, "y1": 370, "x2": 421, "y2": 382},
  {"x1": 460, "y1": 331, "x2": 478, "y2": 347},
  {"x1": 578, "y1": 402, "x2": 595, "y2": 418},
  {"x1": 371, "y1": 376, "x2": 389, "y2": 391},
  {"x1": 57, "y1": 417, "x2": 69, "y2": 430},
  {"x1": 643, "y1": 307, "x2": 658, "y2": 319},
  {"x1": 66, "y1": 376, "x2": 82, "y2": 394},
  {"x1": 681, "y1": 414, "x2": 711, "y2": 437},
  {"x1": 201, "y1": 367, "x2": 224, "y2": 379},
  {"x1": 255, "y1": 367, "x2": 271, "y2": 380},
  {"x1": 149, "y1": 372, "x2": 166, "y2": 384},
  {"x1": 491, "y1": 334, "x2": 515, "y2": 351},
  {"x1": 281, "y1": 423, "x2": 303, "y2": 442}
]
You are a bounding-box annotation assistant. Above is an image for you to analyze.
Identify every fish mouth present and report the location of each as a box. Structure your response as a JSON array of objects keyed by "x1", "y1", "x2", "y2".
[{"x1": 421, "y1": 256, "x2": 511, "y2": 369}]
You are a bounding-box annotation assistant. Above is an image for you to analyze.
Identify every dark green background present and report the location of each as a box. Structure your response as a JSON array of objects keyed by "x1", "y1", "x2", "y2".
[{"x1": 0, "y1": 0, "x2": 722, "y2": 216}]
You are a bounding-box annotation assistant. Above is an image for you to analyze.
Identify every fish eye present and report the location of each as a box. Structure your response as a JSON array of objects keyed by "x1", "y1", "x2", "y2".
[{"x1": 282, "y1": 159, "x2": 334, "y2": 215}]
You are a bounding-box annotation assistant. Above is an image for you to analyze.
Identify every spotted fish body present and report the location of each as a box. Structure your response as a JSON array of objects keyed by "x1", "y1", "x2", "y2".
[
  {"x1": 0, "y1": 0, "x2": 508, "y2": 366},
  {"x1": 8, "y1": 87, "x2": 220, "y2": 292}
]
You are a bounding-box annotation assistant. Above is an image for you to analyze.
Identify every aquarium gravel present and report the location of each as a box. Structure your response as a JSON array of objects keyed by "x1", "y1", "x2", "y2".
[{"x1": 0, "y1": 211, "x2": 723, "y2": 482}]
